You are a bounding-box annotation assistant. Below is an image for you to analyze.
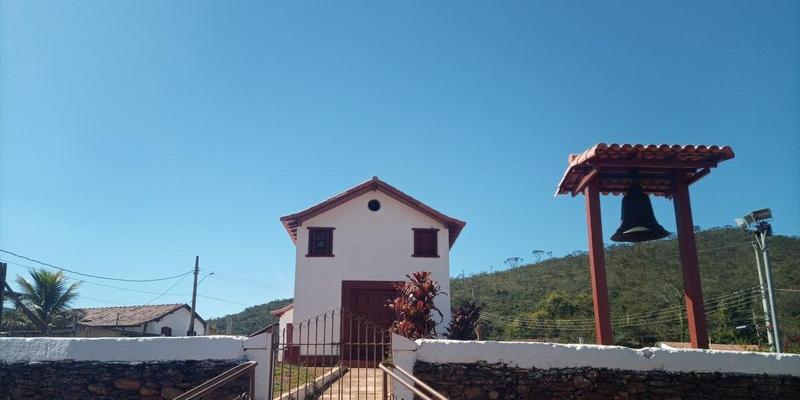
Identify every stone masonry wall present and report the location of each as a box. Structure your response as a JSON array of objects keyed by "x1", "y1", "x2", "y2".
[
  {"x1": 414, "y1": 361, "x2": 800, "y2": 400},
  {"x1": 0, "y1": 359, "x2": 248, "y2": 400}
]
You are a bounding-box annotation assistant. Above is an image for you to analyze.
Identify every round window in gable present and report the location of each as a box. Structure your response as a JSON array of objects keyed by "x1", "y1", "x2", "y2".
[{"x1": 368, "y1": 199, "x2": 381, "y2": 211}]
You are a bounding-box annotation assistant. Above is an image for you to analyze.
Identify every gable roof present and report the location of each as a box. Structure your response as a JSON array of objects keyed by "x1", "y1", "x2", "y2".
[
  {"x1": 74, "y1": 303, "x2": 206, "y2": 328},
  {"x1": 280, "y1": 176, "x2": 466, "y2": 248}
]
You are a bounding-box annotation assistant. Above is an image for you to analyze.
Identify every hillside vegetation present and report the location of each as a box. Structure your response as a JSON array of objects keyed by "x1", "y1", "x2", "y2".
[
  {"x1": 206, "y1": 227, "x2": 799, "y2": 350},
  {"x1": 451, "y1": 227, "x2": 800, "y2": 351},
  {"x1": 207, "y1": 298, "x2": 292, "y2": 335}
]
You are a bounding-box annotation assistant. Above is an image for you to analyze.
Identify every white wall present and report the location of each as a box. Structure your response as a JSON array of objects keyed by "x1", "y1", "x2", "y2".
[
  {"x1": 144, "y1": 307, "x2": 207, "y2": 336},
  {"x1": 0, "y1": 334, "x2": 273, "y2": 400},
  {"x1": 278, "y1": 308, "x2": 293, "y2": 337},
  {"x1": 390, "y1": 337, "x2": 800, "y2": 398},
  {"x1": 293, "y1": 190, "x2": 452, "y2": 343},
  {"x1": 0, "y1": 336, "x2": 245, "y2": 362}
]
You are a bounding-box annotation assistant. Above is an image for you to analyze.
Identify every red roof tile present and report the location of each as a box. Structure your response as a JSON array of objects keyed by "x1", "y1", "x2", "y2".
[
  {"x1": 74, "y1": 303, "x2": 205, "y2": 327},
  {"x1": 280, "y1": 177, "x2": 466, "y2": 248},
  {"x1": 269, "y1": 303, "x2": 293, "y2": 317},
  {"x1": 556, "y1": 143, "x2": 735, "y2": 197}
]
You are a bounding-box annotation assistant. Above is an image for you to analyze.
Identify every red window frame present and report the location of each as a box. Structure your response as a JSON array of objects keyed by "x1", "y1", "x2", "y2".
[
  {"x1": 412, "y1": 228, "x2": 439, "y2": 258},
  {"x1": 307, "y1": 227, "x2": 335, "y2": 257}
]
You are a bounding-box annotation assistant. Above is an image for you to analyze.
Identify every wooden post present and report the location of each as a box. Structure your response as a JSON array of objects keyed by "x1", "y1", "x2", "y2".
[
  {"x1": 672, "y1": 171, "x2": 709, "y2": 349},
  {"x1": 188, "y1": 256, "x2": 199, "y2": 336},
  {"x1": 0, "y1": 262, "x2": 6, "y2": 332},
  {"x1": 584, "y1": 179, "x2": 613, "y2": 345}
]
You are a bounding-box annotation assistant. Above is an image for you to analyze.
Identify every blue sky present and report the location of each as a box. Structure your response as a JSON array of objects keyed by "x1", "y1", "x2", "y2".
[{"x1": 1, "y1": 0, "x2": 798, "y2": 318}]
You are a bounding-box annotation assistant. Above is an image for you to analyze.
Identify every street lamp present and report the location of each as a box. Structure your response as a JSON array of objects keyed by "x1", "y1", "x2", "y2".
[{"x1": 735, "y1": 208, "x2": 781, "y2": 353}]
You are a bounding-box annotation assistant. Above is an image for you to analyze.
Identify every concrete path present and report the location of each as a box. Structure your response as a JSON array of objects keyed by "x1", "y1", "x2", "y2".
[{"x1": 318, "y1": 368, "x2": 386, "y2": 400}]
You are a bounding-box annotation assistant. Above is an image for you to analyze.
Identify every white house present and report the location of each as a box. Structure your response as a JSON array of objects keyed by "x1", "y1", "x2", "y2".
[
  {"x1": 277, "y1": 177, "x2": 465, "y2": 352},
  {"x1": 74, "y1": 303, "x2": 207, "y2": 337}
]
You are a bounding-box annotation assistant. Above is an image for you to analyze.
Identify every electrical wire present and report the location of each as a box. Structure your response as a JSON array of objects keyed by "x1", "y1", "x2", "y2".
[
  {"x1": 202, "y1": 269, "x2": 293, "y2": 290},
  {"x1": 205, "y1": 273, "x2": 293, "y2": 295},
  {"x1": 480, "y1": 291, "x2": 760, "y2": 329},
  {"x1": 2, "y1": 259, "x2": 252, "y2": 308},
  {"x1": 479, "y1": 289, "x2": 762, "y2": 330},
  {"x1": 480, "y1": 286, "x2": 761, "y2": 327},
  {"x1": 0, "y1": 249, "x2": 193, "y2": 283}
]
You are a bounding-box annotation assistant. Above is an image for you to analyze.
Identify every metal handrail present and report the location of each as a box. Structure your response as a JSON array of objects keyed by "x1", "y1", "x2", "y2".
[
  {"x1": 378, "y1": 362, "x2": 447, "y2": 400},
  {"x1": 174, "y1": 361, "x2": 257, "y2": 400}
]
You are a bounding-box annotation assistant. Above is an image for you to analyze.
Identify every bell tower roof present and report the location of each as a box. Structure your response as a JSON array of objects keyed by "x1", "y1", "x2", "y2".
[{"x1": 556, "y1": 143, "x2": 735, "y2": 197}]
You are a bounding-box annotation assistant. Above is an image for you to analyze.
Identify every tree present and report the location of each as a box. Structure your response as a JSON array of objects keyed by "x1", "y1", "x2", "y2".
[
  {"x1": 445, "y1": 302, "x2": 481, "y2": 340},
  {"x1": 387, "y1": 271, "x2": 444, "y2": 339},
  {"x1": 503, "y1": 257, "x2": 524, "y2": 269},
  {"x1": 15, "y1": 269, "x2": 80, "y2": 325}
]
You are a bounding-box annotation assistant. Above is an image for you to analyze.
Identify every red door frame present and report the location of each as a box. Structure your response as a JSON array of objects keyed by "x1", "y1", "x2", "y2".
[{"x1": 341, "y1": 280, "x2": 401, "y2": 367}]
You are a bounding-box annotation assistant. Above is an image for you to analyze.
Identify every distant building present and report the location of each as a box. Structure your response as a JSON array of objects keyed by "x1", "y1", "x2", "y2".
[{"x1": 73, "y1": 303, "x2": 206, "y2": 337}]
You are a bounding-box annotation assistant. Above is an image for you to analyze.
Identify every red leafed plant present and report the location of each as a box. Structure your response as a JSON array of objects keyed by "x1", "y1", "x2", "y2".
[{"x1": 387, "y1": 271, "x2": 444, "y2": 339}]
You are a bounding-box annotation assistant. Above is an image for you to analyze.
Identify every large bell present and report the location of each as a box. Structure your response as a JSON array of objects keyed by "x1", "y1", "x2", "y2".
[{"x1": 610, "y1": 182, "x2": 671, "y2": 243}]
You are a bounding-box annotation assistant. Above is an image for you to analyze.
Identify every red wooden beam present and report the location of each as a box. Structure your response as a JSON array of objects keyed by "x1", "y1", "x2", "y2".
[
  {"x1": 686, "y1": 168, "x2": 711, "y2": 186},
  {"x1": 584, "y1": 179, "x2": 613, "y2": 345},
  {"x1": 572, "y1": 168, "x2": 598, "y2": 196},
  {"x1": 672, "y1": 171, "x2": 709, "y2": 349}
]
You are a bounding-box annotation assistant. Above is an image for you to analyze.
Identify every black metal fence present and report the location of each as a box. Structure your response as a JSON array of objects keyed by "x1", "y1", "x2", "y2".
[{"x1": 270, "y1": 309, "x2": 393, "y2": 400}]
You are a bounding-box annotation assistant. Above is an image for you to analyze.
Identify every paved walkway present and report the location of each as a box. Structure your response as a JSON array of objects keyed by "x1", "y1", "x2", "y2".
[{"x1": 318, "y1": 368, "x2": 386, "y2": 400}]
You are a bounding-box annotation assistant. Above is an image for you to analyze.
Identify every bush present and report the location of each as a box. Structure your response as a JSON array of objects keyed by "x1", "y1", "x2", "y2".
[
  {"x1": 445, "y1": 302, "x2": 481, "y2": 340},
  {"x1": 387, "y1": 271, "x2": 444, "y2": 339}
]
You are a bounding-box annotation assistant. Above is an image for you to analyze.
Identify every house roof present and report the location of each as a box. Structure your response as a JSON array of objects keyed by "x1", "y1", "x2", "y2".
[
  {"x1": 269, "y1": 303, "x2": 294, "y2": 317},
  {"x1": 658, "y1": 341, "x2": 760, "y2": 352},
  {"x1": 249, "y1": 322, "x2": 278, "y2": 337},
  {"x1": 556, "y1": 143, "x2": 735, "y2": 197},
  {"x1": 279, "y1": 176, "x2": 467, "y2": 248},
  {"x1": 74, "y1": 303, "x2": 206, "y2": 328}
]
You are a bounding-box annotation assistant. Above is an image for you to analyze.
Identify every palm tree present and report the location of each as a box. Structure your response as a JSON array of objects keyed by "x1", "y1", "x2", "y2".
[{"x1": 15, "y1": 269, "x2": 80, "y2": 325}]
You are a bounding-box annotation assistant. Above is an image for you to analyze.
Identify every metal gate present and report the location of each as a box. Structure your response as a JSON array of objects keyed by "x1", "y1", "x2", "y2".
[{"x1": 270, "y1": 309, "x2": 393, "y2": 400}]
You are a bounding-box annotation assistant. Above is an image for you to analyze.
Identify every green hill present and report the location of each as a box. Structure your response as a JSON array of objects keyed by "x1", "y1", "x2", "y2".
[
  {"x1": 207, "y1": 298, "x2": 292, "y2": 336},
  {"x1": 451, "y1": 227, "x2": 800, "y2": 351},
  {"x1": 204, "y1": 227, "x2": 799, "y2": 351}
]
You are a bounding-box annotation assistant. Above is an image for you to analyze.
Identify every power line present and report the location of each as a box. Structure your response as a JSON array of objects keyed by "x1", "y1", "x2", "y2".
[
  {"x1": 142, "y1": 275, "x2": 190, "y2": 305},
  {"x1": 481, "y1": 291, "x2": 760, "y2": 329},
  {"x1": 2, "y1": 259, "x2": 252, "y2": 308},
  {"x1": 480, "y1": 295, "x2": 759, "y2": 331},
  {"x1": 482, "y1": 286, "x2": 760, "y2": 326},
  {"x1": 0, "y1": 249, "x2": 192, "y2": 283},
  {"x1": 75, "y1": 277, "x2": 252, "y2": 307},
  {"x1": 480, "y1": 289, "x2": 762, "y2": 329},
  {"x1": 202, "y1": 269, "x2": 294, "y2": 291},
  {"x1": 205, "y1": 273, "x2": 293, "y2": 295}
]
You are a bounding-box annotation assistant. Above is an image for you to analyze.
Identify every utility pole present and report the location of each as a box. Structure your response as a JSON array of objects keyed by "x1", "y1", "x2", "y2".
[
  {"x1": 187, "y1": 256, "x2": 199, "y2": 336},
  {"x1": 755, "y1": 229, "x2": 781, "y2": 353},
  {"x1": 471, "y1": 285, "x2": 476, "y2": 302},
  {"x1": 0, "y1": 262, "x2": 6, "y2": 332},
  {"x1": 736, "y1": 208, "x2": 781, "y2": 353},
  {"x1": 751, "y1": 241, "x2": 774, "y2": 349}
]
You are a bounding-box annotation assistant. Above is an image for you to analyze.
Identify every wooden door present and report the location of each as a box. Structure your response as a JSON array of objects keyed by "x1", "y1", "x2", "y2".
[{"x1": 341, "y1": 281, "x2": 399, "y2": 365}]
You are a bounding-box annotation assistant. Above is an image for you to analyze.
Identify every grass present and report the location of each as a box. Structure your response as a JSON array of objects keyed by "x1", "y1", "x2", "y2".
[{"x1": 272, "y1": 362, "x2": 330, "y2": 396}]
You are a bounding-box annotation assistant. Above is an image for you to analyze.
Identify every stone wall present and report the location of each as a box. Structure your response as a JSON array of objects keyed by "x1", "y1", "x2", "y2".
[
  {"x1": 0, "y1": 359, "x2": 248, "y2": 400},
  {"x1": 413, "y1": 361, "x2": 800, "y2": 400}
]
